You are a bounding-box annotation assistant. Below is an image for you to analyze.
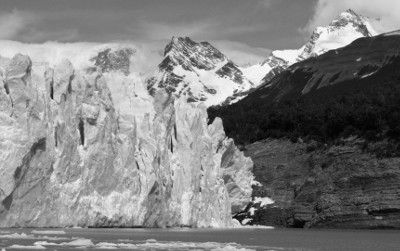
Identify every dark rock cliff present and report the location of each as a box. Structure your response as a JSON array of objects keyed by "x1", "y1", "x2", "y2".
[{"x1": 235, "y1": 138, "x2": 400, "y2": 229}]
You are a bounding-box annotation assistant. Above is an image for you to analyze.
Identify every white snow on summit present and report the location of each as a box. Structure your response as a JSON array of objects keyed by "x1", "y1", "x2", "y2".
[{"x1": 242, "y1": 9, "x2": 380, "y2": 86}]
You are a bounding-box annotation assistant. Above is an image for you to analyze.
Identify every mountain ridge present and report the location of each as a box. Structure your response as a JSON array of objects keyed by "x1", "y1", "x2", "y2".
[
  {"x1": 241, "y1": 9, "x2": 378, "y2": 86},
  {"x1": 146, "y1": 36, "x2": 255, "y2": 107}
]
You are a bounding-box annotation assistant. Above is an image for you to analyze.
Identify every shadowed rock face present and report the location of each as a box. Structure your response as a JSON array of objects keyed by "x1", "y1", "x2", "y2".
[
  {"x1": 0, "y1": 54, "x2": 253, "y2": 228},
  {"x1": 234, "y1": 139, "x2": 400, "y2": 229}
]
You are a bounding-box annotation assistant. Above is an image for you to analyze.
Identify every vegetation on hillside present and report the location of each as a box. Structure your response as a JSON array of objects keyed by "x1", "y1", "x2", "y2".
[{"x1": 208, "y1": 72, "x2": 400, "y2": 157}]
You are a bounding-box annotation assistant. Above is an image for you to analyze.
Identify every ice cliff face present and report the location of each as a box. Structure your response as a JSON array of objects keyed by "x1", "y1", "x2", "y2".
[
  {"x1": 242, "y1": 9, "x2": 378, "y2": 86},
  {"x1": 0, "y1": 52, "x2": 253, "y2": 227},
  {"x1": 147, "y1": 37, "x2": 255, "y2": 107}
]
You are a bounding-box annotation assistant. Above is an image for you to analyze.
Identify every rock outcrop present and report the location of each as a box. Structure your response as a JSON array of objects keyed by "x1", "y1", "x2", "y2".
[
  {"x1": 0, "y1": 53, "x2": 253, "y2": 228},
  {"x1": 236, "y1": 139, "x2": 400, "y2": 229}
]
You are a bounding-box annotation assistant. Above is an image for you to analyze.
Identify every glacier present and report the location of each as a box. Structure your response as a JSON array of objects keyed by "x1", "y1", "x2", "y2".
[{"x1": 0, "y1": 46, "x2": 253, "y2": 227}]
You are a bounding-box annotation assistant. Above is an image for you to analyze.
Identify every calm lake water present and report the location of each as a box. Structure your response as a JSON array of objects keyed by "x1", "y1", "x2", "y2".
[{"x1": 0, "y1": 227, "x2": 399, "y2": 251}]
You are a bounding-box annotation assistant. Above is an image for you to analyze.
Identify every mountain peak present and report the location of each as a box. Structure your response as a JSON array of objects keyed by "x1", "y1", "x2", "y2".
[
  {"x1": 164, "y1": 36, "x2": 197, "y2": 56},
  {"x1": 242, "y1": 9, "x2": 379, "y2": 87},
  {"x1": 149, "y1": 38, "x2": 254, "y2": 106},
  {"x1": 328, "y1": 9, "x2": 372, "y2": 37},
  {"x1": 161, "y1": 36, "x2": 226, "y2": 72},
  {"x1": 344, "y1": 8, "x2": 360, "y2": 17},
  {"x1": 299, "y1": 9, "x2": 374, "y2": 58}
]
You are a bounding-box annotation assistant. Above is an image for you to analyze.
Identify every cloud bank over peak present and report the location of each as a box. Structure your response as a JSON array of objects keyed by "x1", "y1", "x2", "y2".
[
  {"x1": 0, "y1": 9, "x2": 79, "y2": 42},
  {"x1": 304, "y1": 0, "x2": 400, "y2": 34},
  {"x1": 0, "y1": 9, "x2": 37, "y2": 40}
]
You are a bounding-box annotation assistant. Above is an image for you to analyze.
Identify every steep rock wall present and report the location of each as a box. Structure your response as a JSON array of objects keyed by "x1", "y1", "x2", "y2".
[{"x1": 236, "y1": 139, "x2": 400, "y2": 229}]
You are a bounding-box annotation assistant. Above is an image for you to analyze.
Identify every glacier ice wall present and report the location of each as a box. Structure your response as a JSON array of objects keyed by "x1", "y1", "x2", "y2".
[{"x1": 0, "y1": 54, "x2": 253, "y2": 227}]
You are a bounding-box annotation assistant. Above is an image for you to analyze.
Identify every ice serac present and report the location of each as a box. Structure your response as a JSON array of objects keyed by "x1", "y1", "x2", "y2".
[
  {"x1": 209, "y1": 117, "x2": 254, "y2": 213},
  {"x1": 147, "y1": 37, "x2": 255, "y2": 106},
  {"x1": 0, "y1": 52, "x2": 253, "y2": 227},
  {"x1": 242, "y1": 9, "x2": 378, "y2": 86}
]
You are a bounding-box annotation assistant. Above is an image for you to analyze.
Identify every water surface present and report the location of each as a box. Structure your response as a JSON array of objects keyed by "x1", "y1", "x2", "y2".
[{"x1": 0, "y1": 227, "x2": 399, "y2": 250}]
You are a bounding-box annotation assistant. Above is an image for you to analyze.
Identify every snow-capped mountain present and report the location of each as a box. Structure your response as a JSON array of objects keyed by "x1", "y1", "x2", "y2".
[
  {"x1": 242, "y1": 9, "x2": 378, "y2": 86},
  {"x1": 146, "y1": 37, "x2": 255, "y2": 107},
  {"x1": 240, "y1": 29, "x2": 400, "y2": 104}
]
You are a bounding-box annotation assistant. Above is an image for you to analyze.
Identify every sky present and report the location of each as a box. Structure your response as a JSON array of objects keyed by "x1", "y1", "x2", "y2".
[{"x1": 0, "y1": 0, "x2": 399, "y2": 65}]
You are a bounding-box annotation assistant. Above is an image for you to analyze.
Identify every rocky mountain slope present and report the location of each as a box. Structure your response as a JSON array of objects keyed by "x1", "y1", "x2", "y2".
[
  {"x1": 241, "y1": 9, "x2": 378, "y2": 86},
  {"x1": 209, "y1": 30, "x2": 400, "y2": 144},
  {"x1": 0, "y1": 45, "x2": 254, "y2": 227},
  {"x1": 209, "y1": 30, "x2": 400, "y2": 229},
  {"x1": 146, "y1": 37, "x2": 255, "y2": 107},
  {"x1": 242, "y1": 31, "x2": 400, "y2": 105}
]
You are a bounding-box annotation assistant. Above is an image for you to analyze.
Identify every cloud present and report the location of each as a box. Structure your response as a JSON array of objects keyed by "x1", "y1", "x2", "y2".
[
  {"x1": 20, "y1": 28, "x2": 79, "y2": 42},
  {"x1": 258, "y1": 0, "x2": 275, "y2": 8},
  {"x1": 137, "y1": 19, "x2": 268, "y2": 41},
  {"x1": 0, "y1": 9, "x2": 38, "y2": 40},
  {"x1": 0, "y1": 9, "x2": 79, "y2": 42},
  {"x1": 137, "y1": 20, "x2": 217, "y2": 40},
  {"x1": 211, "y1": 40, "x2": 271, "y2": 66},
  {"x1": 304, "y1": 0, "x2": 400, "y2": 34},
  {"x1": 133, "y1": 20, "x2": 270, "y2": 66}
]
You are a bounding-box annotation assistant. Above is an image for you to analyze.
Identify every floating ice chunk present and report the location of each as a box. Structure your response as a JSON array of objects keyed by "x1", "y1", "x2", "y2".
[
  {"x1": 34, "y1": 238, "x2": 94, "y2": 247},
  {"x1": 96, "y1": 242, "x2": 118, "y2": 247},
  {"x1": 36, "y1": 235, "x2": 72, "y2": 241},
  {"x1": 33, "y1": 241, "x2": 59, "y2": 246},
  {"x1": 95, "y1": 242, "x2": 119, "y2": 249},
  {"x1": 114, "y1": 243, "x2": 136, "y2": 248},
  {"x1": 63, "y1": 238, "x2": 94, "y2": 246},
  {"x1": 0, "y1": 233, "x2": 35, "y2": 239},
  {"x1": 0, "y1": 232, "x2": 71, "y2": 242},
  {"x1": 356, "y1": 57, "x2": 362, "y2": 62},
  {"x1": 8, "y1": 244, "x2": 46, "y2": 249},
  {"x1": 31, "y1": 230, "x2": 66, "y2": 235},
  {"x1": 91, "y1": 241, "x2": 258, "y2": 251},
  {"x1": 211, "y1": 245, "x2": 255, "y2": 251}
]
